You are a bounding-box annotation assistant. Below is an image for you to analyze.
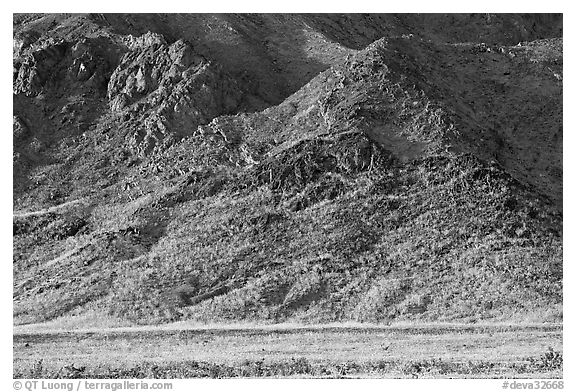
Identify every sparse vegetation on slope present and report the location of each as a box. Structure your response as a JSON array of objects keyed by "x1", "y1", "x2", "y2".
[{"x1": 13, "y1": 14, "x2": 562, "y2": 326}]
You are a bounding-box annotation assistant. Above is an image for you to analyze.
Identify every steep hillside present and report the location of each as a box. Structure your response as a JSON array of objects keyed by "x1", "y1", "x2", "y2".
[{"x1": 13, "y1": 14, "x2": 562, "y2": 326}]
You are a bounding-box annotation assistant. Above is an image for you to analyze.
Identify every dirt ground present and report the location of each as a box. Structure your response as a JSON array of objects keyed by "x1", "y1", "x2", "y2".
[{"x1": 13, "y1": 323, "x2": 562, "y2": 378}]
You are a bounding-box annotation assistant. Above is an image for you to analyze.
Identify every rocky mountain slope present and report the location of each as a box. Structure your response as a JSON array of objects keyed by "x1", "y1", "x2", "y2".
[{"x1": 13, "y1": 14, "x2": 562, "y2": 325}]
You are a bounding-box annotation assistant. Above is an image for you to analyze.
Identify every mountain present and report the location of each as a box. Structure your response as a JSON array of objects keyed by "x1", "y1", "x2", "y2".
[{"x1": 13, "y1": 13, "x2": 562, "y2": 325}]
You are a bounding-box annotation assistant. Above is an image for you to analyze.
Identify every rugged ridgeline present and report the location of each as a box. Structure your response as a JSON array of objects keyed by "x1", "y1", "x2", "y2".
[{"x1": 13, "y1": 14, "x2": 562, "y2": 325}]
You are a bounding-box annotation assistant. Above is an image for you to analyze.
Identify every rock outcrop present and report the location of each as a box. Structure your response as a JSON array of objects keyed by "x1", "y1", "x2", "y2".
[{"x1": 107, "y1": 36, "x2": 243, "y2": 155}]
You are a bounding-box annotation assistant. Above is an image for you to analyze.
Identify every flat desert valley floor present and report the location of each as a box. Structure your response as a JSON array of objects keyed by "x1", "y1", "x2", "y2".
[{"x1": 13, "y1": 323, "x2": 562, "y2": 378}]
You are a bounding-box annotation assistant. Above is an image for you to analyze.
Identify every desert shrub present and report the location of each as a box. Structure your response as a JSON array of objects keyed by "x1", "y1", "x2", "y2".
[
  {"x1": 31, "y1": 360, "x2": 45, "y2": 379},
  {"x1": 18, "y1": 355, "x2": 563, "y2": 379},
  {"x1": 529, "y1": 347, "x2": 563, "y2": 371}
]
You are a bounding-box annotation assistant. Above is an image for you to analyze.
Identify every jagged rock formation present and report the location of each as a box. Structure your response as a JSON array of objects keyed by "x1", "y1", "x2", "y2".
[
  {"x1": 107, "y1": 35, "x2": 242, "y2": 155},
  {"x1": 13, "y1": 14, "x2": 562, "y2": 326}
]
